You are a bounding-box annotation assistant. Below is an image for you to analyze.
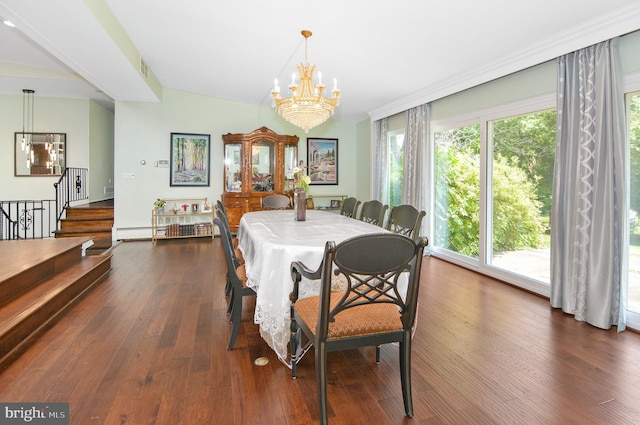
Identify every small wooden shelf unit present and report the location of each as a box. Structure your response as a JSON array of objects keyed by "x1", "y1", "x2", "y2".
[{"x1": 152, "y1": 198, "x2": 214, "y2": 243}]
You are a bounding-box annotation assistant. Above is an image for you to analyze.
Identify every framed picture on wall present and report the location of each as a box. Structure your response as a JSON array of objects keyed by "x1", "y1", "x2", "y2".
[
  {"x1": 170, "y1": 133, "x2": 211, "y2": 186},
  {"x1": 307, "y1": 138, "x2": 338, "y2": 185}
]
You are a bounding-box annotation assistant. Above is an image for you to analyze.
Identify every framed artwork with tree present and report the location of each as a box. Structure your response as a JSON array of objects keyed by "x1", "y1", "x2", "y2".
[{"x1": 170, "y1": 133, "x2": 211, "y2": 186}]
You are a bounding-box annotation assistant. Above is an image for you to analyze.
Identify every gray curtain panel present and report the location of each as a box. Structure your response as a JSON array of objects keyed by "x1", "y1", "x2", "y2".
[
  {"x1": 404, "y1": 104, "x2": 430, "y2": 239},
  {"x1": 551, "y1": 38, "x2": 628, "y2": 330},
  {"x1": 373, "y1": 118, "x2": 389, "y2": 203}
]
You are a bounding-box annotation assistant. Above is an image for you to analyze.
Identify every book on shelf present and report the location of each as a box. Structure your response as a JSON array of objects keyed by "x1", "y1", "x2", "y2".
[{"x1": 162, "y1": 222, "x2": 212, "y2": 237}]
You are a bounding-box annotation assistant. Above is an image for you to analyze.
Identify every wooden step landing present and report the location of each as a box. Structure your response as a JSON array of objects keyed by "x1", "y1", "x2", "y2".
[
  {"x1": 65, "y1": 206, "x2": 114, "y2": 220},
  {"x1": 54, "y1": 229, "x2": 113, "y2": 249},
  {"x1": 56, "y1": 200, "x2": 114, "y2": 251},
  {"x1": 0, "y1": 237, "x2": 111, "y2": 370}
]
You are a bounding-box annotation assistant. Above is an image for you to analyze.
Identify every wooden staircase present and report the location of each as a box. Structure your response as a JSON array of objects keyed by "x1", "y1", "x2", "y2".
[
  {"x1": 0, "y1": 237, "x2": 111, "y2": 370},
  {"x1": 54, "y1": 200, "x2": 114, "y2": 254}
]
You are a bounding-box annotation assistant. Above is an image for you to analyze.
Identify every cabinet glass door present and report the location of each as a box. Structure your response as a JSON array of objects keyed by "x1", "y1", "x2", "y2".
[
  {"x1": 284, "y1": 144, "x2": 298, "y2": 191},
  {"x1": 251, "y1": 140, "x2": 274, "y2": 192},
  {"x1": 224, "y1": 143, "x2": 242, "y2": 192}
]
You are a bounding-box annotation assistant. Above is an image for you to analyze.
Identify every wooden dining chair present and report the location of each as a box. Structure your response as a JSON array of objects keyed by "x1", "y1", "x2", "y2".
[
  {"x1": 358, "y1": 200, "x2": 388, "y2": 227},
  {"x1": 214, "y1": 217, "x2": 256, "y2": 350},
  {"x1": 289, "y1": 233, "x2": 428, "y2": 425},
  {"x1": 261, "y1": 194, "x2": 291, "y2": 210},
  {"x1": 214, "y1": 207, "x2": 244, "y2": 298},
  {"x1": 216, "y1": 199, "x2": 237, "y2": 237},
  {"x1": 339, "y1": 197, "x2": 360, "y2": 218},
  {"x1": 386, "y1": 204, "x2": 426, "y2": 241},
  {"x1": 216, "y1": 199, "x2": 227, "y2": 216}
]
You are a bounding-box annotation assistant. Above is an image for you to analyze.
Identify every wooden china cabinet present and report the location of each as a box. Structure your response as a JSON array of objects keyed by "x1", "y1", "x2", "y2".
[{"x1": 221, "y1": 127, "x2": 299, "y2": 231}]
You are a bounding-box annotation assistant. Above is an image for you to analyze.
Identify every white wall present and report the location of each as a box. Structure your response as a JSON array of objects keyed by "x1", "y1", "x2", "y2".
[
  {"x1": 114, "y1": 88, "x2": 359, "y2": 239},
  {"x1": 89, "y1": 101, "x2": 115, "y2": 202}
]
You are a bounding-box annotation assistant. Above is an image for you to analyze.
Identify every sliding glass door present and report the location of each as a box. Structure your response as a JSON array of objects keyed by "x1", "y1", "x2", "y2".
[
  {"x1": 433, "y1": 124, "x2": 481, "y2": 260},
  {"x1": 488, "y1": 110, "x2": 556, "y2": 283},
  {"x1": 431, "y1": 100, "x2": 556, "y2": 292}
]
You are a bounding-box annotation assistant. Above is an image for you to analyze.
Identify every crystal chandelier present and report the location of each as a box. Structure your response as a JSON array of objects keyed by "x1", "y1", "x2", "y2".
[{"x1": 271, "y1": 30, "x2": 340, "y2": 133}]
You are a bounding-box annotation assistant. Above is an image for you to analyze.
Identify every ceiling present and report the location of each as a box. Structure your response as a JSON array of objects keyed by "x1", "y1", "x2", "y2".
[{"x1": 1, "y1": 1, "x2": 639, "y2": 123}]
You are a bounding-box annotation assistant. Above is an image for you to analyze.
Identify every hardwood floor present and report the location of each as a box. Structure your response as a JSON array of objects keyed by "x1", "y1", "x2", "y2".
[{"x1": 1, "y1": 238, "x2": 639, "y2": 424}]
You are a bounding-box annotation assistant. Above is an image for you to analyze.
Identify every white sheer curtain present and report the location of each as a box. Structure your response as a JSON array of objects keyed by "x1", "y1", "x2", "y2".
[
  {"x1": 551, "y1": 38, "x2": 628, "y2": 331},
  {"x1": 404, "y1": 104, "x2": 430, "y2": 238},
  {"x1": 372, "y1": 118, "x2": 389, "y2": 203}
]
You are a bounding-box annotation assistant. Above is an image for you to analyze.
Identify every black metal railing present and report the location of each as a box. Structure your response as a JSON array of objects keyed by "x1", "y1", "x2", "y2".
[
  {"x1": 54, "y1": 167, "x2": 88, "y2": 230},
  {"x1": 0, "y1": 200, "x2": 57, "y2": 240}
]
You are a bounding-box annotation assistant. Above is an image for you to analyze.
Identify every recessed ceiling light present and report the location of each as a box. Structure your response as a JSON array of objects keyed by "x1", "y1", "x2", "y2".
[{"x1": 3, "y1": 20, "x2": 16, "y2": 27}]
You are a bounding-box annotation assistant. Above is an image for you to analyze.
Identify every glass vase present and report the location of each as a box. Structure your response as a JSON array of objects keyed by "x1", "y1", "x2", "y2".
[{"x1": 293, "y1": 188, "x2": 306, "y2": 221}]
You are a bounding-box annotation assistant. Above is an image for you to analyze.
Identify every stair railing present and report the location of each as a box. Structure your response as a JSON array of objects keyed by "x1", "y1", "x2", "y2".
[
  {"x1": 0, "y1": 200, "x2": 56, "y2": 239},
  {"x1": 54, "y1": 167, "x2": 89, "y2": 231}
]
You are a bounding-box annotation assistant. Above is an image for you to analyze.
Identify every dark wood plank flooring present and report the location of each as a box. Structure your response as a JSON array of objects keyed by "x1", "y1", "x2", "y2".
[{"x1": 1, "y1": 238, "x2": 639, "y2": 424}]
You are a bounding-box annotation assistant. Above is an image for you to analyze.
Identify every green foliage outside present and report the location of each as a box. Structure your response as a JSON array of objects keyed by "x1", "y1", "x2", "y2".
[
  {"x1": 434, "y1": 148, "x2": 544, "y2": 257},
  {"x1": 492, "y1": 155, "x2": 545, "y2": 251},
  {"x1": 434, "y1": 148, "x2": 480, "y2": 256},
  {"x1": 434, "y1": 110, "x2": 554, "y2": 258},
  {"x1": 388, "y1": 133, "x2": 404, "y2": 207},
  {"x1": 492, "y1": 110, "x2": 556, "y2": 217}
]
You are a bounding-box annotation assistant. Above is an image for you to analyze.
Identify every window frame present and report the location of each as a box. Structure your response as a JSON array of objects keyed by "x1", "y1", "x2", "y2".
[{"x1": 429, "y1": 94, "x2": 556, "y2": 297}]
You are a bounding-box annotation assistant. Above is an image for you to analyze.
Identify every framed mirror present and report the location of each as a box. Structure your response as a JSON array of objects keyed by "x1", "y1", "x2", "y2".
[{"x1": 15, "y1": 132, "x2": 66, "y2": 176}]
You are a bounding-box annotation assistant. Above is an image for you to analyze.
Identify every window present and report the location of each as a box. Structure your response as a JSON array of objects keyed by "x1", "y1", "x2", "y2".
[
  {"x1": 628, "y1": 91, "x2": 640, "y2": 314},
  {"x1": 431, "y1": 98, "x2": 556, "y2": 293},
  {"x1": 433, "y1": 124, "x2": 481, "y2": 259},
  {"x1": 488, "y1": 110, "x2": 556, "y2": 282},
  {"x1": 388, "y1": 130, "x2": 404, "y2": 208}
]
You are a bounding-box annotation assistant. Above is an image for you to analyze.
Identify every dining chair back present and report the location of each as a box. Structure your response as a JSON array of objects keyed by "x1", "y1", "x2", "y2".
[
  {"x1": 214, "y1": 217, "x2": 256, "y2": 350},
  {"x1": 216, "y1": 199, "x2": 227, "y2": 217},
  {"x1": 214, "y1": 209, "x2": 243, "y2": 298},
  {"x1": 261, "y1": 194, "x2": 291, "y2": 210},
  {"x1": 215, "y1": 206, "x2": 243, "y2": 264},
  {"x1": 386, "y1": 204, "x2": 426, "y2": 241},
  {"x1": 358, "y1": 200, "x2": 388, "y2": 227},
  {"x1": 289, "y1": 233, "x2": 428, "y2": 425},
  {"x1": 339, "y1": 197, "x2": 360, "y2": 218}
]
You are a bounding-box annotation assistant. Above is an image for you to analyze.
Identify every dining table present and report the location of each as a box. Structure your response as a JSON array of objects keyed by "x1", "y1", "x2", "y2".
[{"x1": 237, "y1": 209, "x2": 391, "y2": 363}]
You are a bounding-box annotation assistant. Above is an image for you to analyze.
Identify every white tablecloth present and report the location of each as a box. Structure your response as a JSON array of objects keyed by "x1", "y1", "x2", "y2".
[{"x1": 237, "y1": 209, "x2": 389, "y2": 361}]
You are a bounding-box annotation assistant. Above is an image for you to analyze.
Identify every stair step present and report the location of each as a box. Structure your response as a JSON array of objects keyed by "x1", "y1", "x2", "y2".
[
  {"x1": 60, "y1": 219, "x2": 113, "y2": 232},
  {"x1": 54, "y1": 231, "x2": 112, "y2": 249},
  {"x1": 0, "y1": 238, "x2": 85, "y2": 306},
  {"x1": 54, "y1": 229, "x2": 112, "y2": 237},
  {"x1": 65, "y1": 207, "x2": 114, "y2": 220},
  {"x1": 0, "y1": 254, "x2": 111, "y2": 367}
]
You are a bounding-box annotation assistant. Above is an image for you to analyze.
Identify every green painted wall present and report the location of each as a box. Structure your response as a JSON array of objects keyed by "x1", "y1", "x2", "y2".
[{"x1": 114, "y1": 88, "x2": 359, "y2": 238}]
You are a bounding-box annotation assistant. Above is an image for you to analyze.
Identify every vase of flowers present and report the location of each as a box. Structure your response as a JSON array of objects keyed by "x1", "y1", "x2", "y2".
[
  {"x1": 154, "y1": 198, "x2": 166, "y2": 213},
  {"x1": 292, "y1": 161, "x2": 310, "y2": 221},
  {"x1": 292, "y1": 161, "x2": 310, "y2": 193},
  {"x1": 293, "y1": 188, "x2": 306, "y2": 221}
]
